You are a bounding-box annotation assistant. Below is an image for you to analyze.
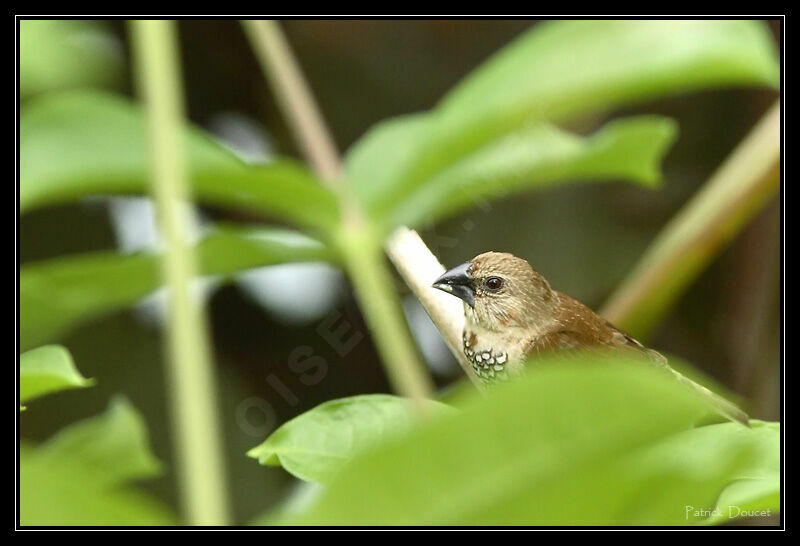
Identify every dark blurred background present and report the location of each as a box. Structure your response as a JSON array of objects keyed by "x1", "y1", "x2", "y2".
[{"x1": 19, "y1": 20, "x2": 781, "y2": 523}]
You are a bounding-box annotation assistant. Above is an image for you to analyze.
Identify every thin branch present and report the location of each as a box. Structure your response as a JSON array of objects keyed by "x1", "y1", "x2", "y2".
[
  {"x1": 724, "y1": 199, "x2": 779, "y2": 395},
  {"x1": 242, "y1": 20, "x2": 343, "y2": 185},
  {"x1": 130, "y1": 20, "x2": 230, "y2": 525},
  {"x1": 387, "y1": 228, "x2": 482, "y2": 388},
  {"x1": 601, "y1": 101, "x2": 780, "y2": 338}
]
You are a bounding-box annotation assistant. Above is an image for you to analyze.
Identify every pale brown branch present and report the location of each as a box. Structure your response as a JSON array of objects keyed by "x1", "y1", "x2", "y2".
[
  {"x1": 601, "y1": 101, "x2": 780, "y2": 338},
  {"x1": 387, "y1": 228, "x2": 483, "y2": 389},
  {"x1": 242, "y1": 20, "x2": 343, "y2": 185}
]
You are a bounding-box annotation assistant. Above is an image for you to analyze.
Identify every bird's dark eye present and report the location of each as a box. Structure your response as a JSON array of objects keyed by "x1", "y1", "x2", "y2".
[{"x1": 484, "y1": 277, "x2": 504, "y2": 291}]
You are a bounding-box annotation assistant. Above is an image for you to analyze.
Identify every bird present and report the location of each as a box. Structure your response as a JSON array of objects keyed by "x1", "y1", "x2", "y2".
[{"x1": 432, "y1": 251, "x2": 749, "y2": 426}]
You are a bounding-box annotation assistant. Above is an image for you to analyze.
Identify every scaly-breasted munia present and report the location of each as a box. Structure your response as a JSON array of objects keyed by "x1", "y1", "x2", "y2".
[{"x1": 433, "y1": 251, "x2": 749, "y2": 425}]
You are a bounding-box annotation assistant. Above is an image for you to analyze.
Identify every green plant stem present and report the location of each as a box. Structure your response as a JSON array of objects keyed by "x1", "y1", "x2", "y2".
[
  {"x1": 130, "y1": 20, "x2": 230, "y2": 525},
  {"x1": 601, "y1": 101, "x2": 780, "y2": 338},
  {"x1": 242, "y1": 19, "x2": 435, "y2": 403},
  {"x1": 338, "y1": 227, "x2": 436, "y2": 404}
]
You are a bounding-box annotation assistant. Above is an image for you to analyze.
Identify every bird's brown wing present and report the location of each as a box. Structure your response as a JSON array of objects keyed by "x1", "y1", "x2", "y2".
[
  {"x1": 525, "y1": 330, "x2": 596, "y2": 359},
  {"x1": 524, "y1": 327, "x2": 665, "y2": 365},
  {"x1": 523, "y1": 292, "x2": 630, "y2": 360},
  {"x1": 544, "y1": 292, "x2": 664, "y2": 361},
  {"x1": 526, "y1": 293, "x2": 749, "y2": 426}
]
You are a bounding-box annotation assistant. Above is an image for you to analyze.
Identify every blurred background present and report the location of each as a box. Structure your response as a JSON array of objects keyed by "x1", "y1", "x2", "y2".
[{"x1": 19, "y1": 19, "x2": 781, "y2": 523}]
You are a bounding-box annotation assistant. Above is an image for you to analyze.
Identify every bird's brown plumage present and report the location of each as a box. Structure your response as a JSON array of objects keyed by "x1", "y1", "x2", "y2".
[
  {"x1": 433, "y1": 251, "x2": 749, "y2": 425},
  {"x1": 526, "y1": 291, "x2": 663, "y2": 362}
]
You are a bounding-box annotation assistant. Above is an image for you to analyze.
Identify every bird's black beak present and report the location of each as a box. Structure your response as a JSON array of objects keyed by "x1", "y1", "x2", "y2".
[{"x1": 432, "y1": 261, "x2": 475, "y2": 308}]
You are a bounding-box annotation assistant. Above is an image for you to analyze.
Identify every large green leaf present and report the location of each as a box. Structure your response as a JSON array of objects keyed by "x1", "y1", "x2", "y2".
[
  {"x1": 32, "y1": 396, "x2": 163, "y2": 485},
  {"x1": 290, "y1": 357, "x2": 775, "y2": 525},
  {"x1": 20, "y1": 224, "x2": 335, "y2": 351},
  {"x1": 623, "y1": 420, "x2": 779, "y2": 525},
  {"x1": 705, "y1": 421, "x2": 780, "y2": 524},
  {"x1": 345, "y1": 112, "x2": 430, "y2": 213},
  {"x1": 248, "y1": 394, "x2": 453, "y2": 484},
  {"x1": 20, "y1": 91, "x2": 339, "y2": 232},
  {"x1": 387, "y1": 116, "x2": 677, "y2": 228},
  {"x1": 347, "y1": 20, "x2": 778, "y2": 218},
  {"x1": 19, "y1": 345, "x2": 94, "y2": 407},
  {"x1": 20, "y1": 397, "x2": 176, "y2": 525},
  {"x1": 20, "y1": 20, "x2": 123, "y2": 98}
]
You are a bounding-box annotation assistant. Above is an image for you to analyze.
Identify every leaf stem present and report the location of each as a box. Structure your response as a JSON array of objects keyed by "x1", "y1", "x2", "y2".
[
  {"x1": 130, "y1": 20, "x2": 230, "y2": 525},
  {"x1": 601, "y1": 101, "x2": 780, "y2": 338}
]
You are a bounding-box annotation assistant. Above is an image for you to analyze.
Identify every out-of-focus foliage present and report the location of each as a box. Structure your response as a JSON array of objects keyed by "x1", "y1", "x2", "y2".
[
  {"x1": 283, "y1": 357, "x2": 779, "y2": 525},
  {"x1": 690, "y1": 421, "x2": 780, "y2": 524},
  {"x1": 20, "y1": 92, "x2": 339, "y2": 231},
  {"x1": 248, "y1": 394, "x2": 453, "y2": 484},
  {"x1": 18, "y1": 19, "x2": 780, "y2": 526},
  {"x1": 20, "y1": 397, "x2": 176, "y2": 525},
  {"x1": 380, "y1": 117, "x2": 677, "y2": 228},
  {"x1": 346, "y1": 19, "x2": 778, "y2": 223},
  {"x1": 20, "y1": 225, "x2": 334, "y2": 351},
  {"x1": 20, "y1": 20, "x2": 123, "y2": 99},
  {"x1": 19, "y1": 345, "x2": 93, "y2": 408}
]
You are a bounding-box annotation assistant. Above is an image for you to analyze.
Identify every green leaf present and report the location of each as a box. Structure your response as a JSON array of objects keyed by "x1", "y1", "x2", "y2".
[
  {"x1": 345, "y1": 113, "x2": 431, "y2": 213},
  {"x1": 20, "y1": 397, "x2": 176, "y2": 525},
  {"x1": 704, "y1": 421, "x2": 780, "y2": 524},
  {"x1": 20, "y1": 224, "x2": 335, "y2": 351},
  {"x1": 20, "y1": 91, "x2": 339, "y2": 232},
  {"x1": 623, "y1": 420, "x2": 779, "y2": 525},
  {"x1": 708, "y1": 480, "x2": 779, "y2": 524},
  {"x1": 248, "y1": 394, "x2": 453, "y2": 484},
  {"x1": 20, "y1": 20, "x2": 123, "y2": 98},
  {"x1": 34, "y1": 396, "x2": 163, "y2": 485},
  {"x1": 442, "y1": 20, "x2": 778, "y2": 128},
  {"x1": 291, "y1": 357, "x2": 774, "y2": 525},
  {"x1": 387, "y1": 116, "x2": 677, "y2": 228},
  {"x1": 347, "y1": 20, "x2": 778, "y2": 218},
  {"x1": 19, "y1": 345, "x2": 93, "y2": 405}
]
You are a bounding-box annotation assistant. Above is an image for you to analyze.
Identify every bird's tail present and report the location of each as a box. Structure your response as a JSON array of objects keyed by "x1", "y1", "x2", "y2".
[
  {"x1": 645, "y1": 349, "x2": 750, "y2": 426},
  {"x1": 666, "y1": 364, "x2": 750, "y2": 426}
]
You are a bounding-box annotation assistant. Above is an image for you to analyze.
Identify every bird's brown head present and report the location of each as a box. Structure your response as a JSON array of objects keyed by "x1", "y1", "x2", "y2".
[{"x1": 432, "y1": 251, "x2": 557, "y2": 332}]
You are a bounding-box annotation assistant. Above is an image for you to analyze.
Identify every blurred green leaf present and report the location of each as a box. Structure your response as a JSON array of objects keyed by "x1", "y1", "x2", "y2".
[
  {"x1": 20, "y1": 20, "x2": 123, "y2": 98},
  {"x1": 348, "y1": 20, "x2": 778, "y2": 218},
  {"x1": 705, "y1": 421, "x2": 780, "y2": 524},
  {"x1": 291, "y1": 357, "x2": 774, "y2": 525},
  {"x1": 20, "y1": 397, "x2": 176, "y2": 525},
  {"x1": 20, "y1": 91, "x2": 339, "y2": 232},
  {"x1": 248, "y1": 482, "x2": 325, "y2": 526},
  {"x1": 20, "y1": 224, "x2": 335, "y2": 351},
  {"x1": 442, "y1": 20, "x2": 778, "y2": 127},
  {"x1": 19, "y1": 345, "x2": 94, "y2": 406},
  {"x1": 248, "y1": 394, "x2": 453, "y2": 484},
  {"x1": 627, "y1": 420, "x2": 779, "y2": 525},
  {"x1": 33, "y1": 396, "x2": 163, "y2": 485},
  {"x1": 345, "y1": 112, "x2": 430, "y2": 212},
  {"x1": 387, "y1": 116, "x2": 677, "y2": 228}
]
